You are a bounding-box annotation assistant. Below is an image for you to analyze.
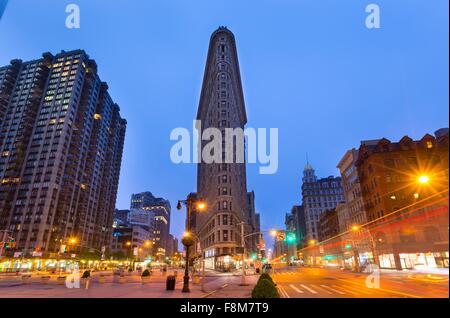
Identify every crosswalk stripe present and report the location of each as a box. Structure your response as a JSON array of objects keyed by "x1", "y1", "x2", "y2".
[
  {"x1": 320, "y1": 285, "x2": 345, "y2": 295},
  {"x1": 341, "y1": 284, "x2": 372, "y2": 295},
  {"x1": 279, "y1": 286, "x2": 290, "y2": 298},
  {"x1": 289, "y1": 284, "x2": 304, "y2": 294},
  {"x1": 300, "y1": 284, "x2": 318, "y2": 294},
  {"x1": 311, "y1": 284, "x2": 332, "y2": 294},
  {"x1": 332, "y1": 285, "x2": 358, "y2": 295}
]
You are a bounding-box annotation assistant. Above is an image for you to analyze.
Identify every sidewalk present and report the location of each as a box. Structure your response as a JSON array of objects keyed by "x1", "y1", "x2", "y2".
[{"x1": 0, "y1": 271, "x2": 259, "y2": 298}]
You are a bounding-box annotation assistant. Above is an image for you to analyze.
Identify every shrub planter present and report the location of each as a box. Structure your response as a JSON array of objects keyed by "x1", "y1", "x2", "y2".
[
  {"x1": 141, "y1": 269, "x2": 151, "y2": 284},
  {"x1": 118, "y1": 275, "x2": 127, "y2": 284},
  {"x1": 22, "y1": 275, "x2": 32, "y2": 284},
  {"x1": 252, "y1": 274, "x2": 280, "y2": 298},
  {"x1": 41, "y1": 276, "x2": 51, "y2": 285},
  {"x1": 192, "y1": 274, "x2": 200, "y2": 284},
  {"x1": 80, "y1": 278, "x2": 91, "y2": 288},
  {"x1": 141, "y1": 276, "x2": 151, "y2": 284},
  {"x1": 80, "y1": 270, "x2": 91, "y2": 289},
  {"x1": 98, "y1": 275, "x2": 106, "y2": 284},
  {"x1": 57, "y1": 276, "x2": 66, "y2": 285}
]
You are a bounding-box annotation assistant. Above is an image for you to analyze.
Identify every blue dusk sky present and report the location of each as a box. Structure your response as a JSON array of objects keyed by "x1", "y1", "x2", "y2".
[{"x1": 0, "y1": 0, "x2": 448, "y2": 248}]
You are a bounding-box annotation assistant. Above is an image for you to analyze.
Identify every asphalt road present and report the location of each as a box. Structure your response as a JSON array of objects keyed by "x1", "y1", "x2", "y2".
[{"x1": 271, "y1": 266, "x2": 449, "y2": 298}]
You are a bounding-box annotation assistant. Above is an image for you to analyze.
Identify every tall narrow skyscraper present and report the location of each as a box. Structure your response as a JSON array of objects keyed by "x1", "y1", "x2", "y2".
[
  {"x1": 0, "y1": 50, "x2": 126, "y2": 256},
  {"x1": 194, "y1": 27, "x2": 259, "y2": 270}
]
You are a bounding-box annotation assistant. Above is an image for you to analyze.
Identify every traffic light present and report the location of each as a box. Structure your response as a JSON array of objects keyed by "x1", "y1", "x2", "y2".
[
  {"x1": 286, "y1": 232, "x2": 296, "y2": 243},
  {"x1": 276, "y1": 231, "x2": 285, "y2": 241},
  {"x1": 5, "y1": 238, "x2": 15, "y2": 249}
]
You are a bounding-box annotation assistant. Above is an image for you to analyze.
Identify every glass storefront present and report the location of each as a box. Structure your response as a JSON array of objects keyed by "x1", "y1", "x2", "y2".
[
  {"x1": 400, "y1": 252, "x2": 449, "y2": 269},
  {"x1": 379, "y1": 254, "x2": 396, "y2": 269}
]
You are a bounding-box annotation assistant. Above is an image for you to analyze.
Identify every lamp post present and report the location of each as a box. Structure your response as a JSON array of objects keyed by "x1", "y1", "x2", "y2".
[
  {"x1": 351, "y1": 225, "x2": 378, "y2": 268},
  {"x1": 177, "y1": 197, "x2": 206, "y2": 293}
]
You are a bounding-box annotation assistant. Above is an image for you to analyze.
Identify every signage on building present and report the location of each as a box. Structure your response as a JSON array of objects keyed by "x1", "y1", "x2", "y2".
[{"x1": 13, "y1": 252, "x2": 22, "y2": 258}]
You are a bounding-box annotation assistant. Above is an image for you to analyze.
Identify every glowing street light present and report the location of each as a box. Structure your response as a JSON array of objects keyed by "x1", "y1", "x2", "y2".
[
  {"x1": 270, "y1": 230, "x2": 278, "y2": 237},
  {"x1": 196, "y1": 201, "x2": 207, "y2": 211},
  {"x1": 126, "y1": 241, "x2": 131, "y2": 246},
  {"x1": 351, "y1": 225, "x2": 360, "y2": 232},
  {"x1": 418, "y1": 175, "x2": 430, "y2": 184},
  {"x1": 69, "y1": 237, "x2": 77, "y2": 244},
  {"x1": 308, "y1": 240, "x2": 316, "y2": 246}
]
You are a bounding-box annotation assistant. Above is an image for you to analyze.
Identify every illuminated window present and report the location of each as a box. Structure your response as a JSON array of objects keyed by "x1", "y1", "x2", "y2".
[{"x1": 426, "y1": 141, "x2": 433, "y2": 149}]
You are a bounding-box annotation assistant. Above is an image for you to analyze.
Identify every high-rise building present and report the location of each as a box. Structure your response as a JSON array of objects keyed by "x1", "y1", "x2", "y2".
[
  {"x1": 337, "y1": 149, "x2": 368, "y2": 229},
  {"x1": 130, "y1": 191, "x2": 171, "y2": 259},
  {"x1": 193, "y1": 27, "x2": 259, "y2": 270},
  {"x1": 290, "y1": 205, "x2": 307, "y2": 249},
  {"x1": 301, "y1": 163, "x2": 345, "y2": 242},
  {"x1": 0, "y1": 50, "x2": 126, "y2": 256}
]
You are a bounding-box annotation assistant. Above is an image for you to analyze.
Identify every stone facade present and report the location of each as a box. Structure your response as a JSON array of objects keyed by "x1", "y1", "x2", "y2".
[
  {"x1": 193, "y1": 27, "x2": 259, "y2": 270},
  {"x1": 301, "y1": 163, "x2": 345, "y2": 242}
]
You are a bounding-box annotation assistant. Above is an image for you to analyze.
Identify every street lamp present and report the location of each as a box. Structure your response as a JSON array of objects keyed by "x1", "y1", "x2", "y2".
[
  {"x1": 418, "y1": 175, "x2": 430, "y2": 184},
  {"x1": 69, "y1": 237, "x2": 77, "y2": 245},
  {"x1": 177, "y1": 197, "x2": 207, "y2": 293}
]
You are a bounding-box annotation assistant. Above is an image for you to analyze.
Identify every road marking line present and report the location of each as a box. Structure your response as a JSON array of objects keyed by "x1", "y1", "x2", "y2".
[
  {"x1": 300, "y1": 284, "x2": 317, "y2": 294},
  {"x1": 341, "y1": 284, "x2": 372, "y2": 295},
  {"x1": 311, "y1": 284, "x2": 332, "y2": 294},
  {"x1": 335, "y1": 278, "x2": 422, "y2": 298},
  {"x1": 289, "y1": 284, "x2": 304, "y2": 294},
  {"x1": 278, "y1": 286, "x2": 289, "y2": 298},
  {"x1": 333, "y1": 285, "x2": 358, "y2": 295},
  {"x1": 321, "y1": 285, "x2": 345, "y2": 295}
]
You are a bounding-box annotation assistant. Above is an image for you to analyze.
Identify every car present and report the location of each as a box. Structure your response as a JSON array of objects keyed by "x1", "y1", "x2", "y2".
[{"x1": 262, "y1": 263, "x2": 273, "y2": 272}]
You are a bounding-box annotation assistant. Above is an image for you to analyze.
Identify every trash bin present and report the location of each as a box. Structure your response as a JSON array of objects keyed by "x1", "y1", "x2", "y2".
[{"x1": 166, "y1": 275, "x2": 176, "y2": 290}]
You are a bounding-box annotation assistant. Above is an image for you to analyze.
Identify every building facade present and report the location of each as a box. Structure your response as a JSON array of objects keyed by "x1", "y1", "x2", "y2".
[
  {"x1": 130, "y1": 191, "x2": 171, "y2": 259},
  {"x1": 193, "y1": 27, "x2": 259, "y2": 271},
  {"x1": 337, "y1": 149, "x2": 367, "y2": 229},
  {"x1": 0, "y1": 50, "x2": 126, "y2": 257},
  {"x1": 301, "y1": 163, "x2": 345, "y2": 242},
  {"x1": 355, "y1": 129, "x2": 449, "y2": 270}
]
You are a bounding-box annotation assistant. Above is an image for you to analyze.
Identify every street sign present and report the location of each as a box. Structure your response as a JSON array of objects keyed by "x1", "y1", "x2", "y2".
[
  {"x1": 32, "y1": 251, "x2": 42, "y2": 257},
  {"x1": 133, "y1": 247, "x2": 138, "y2": 256}
]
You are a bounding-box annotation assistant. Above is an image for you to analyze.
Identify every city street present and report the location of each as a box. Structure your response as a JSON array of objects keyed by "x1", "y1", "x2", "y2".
[
  {"x1": 0, "y1": 270, "x2": 257, "y2": 298},
  {"x1": 272, "y1": 266, "x2": 449, "y2": 298}
]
